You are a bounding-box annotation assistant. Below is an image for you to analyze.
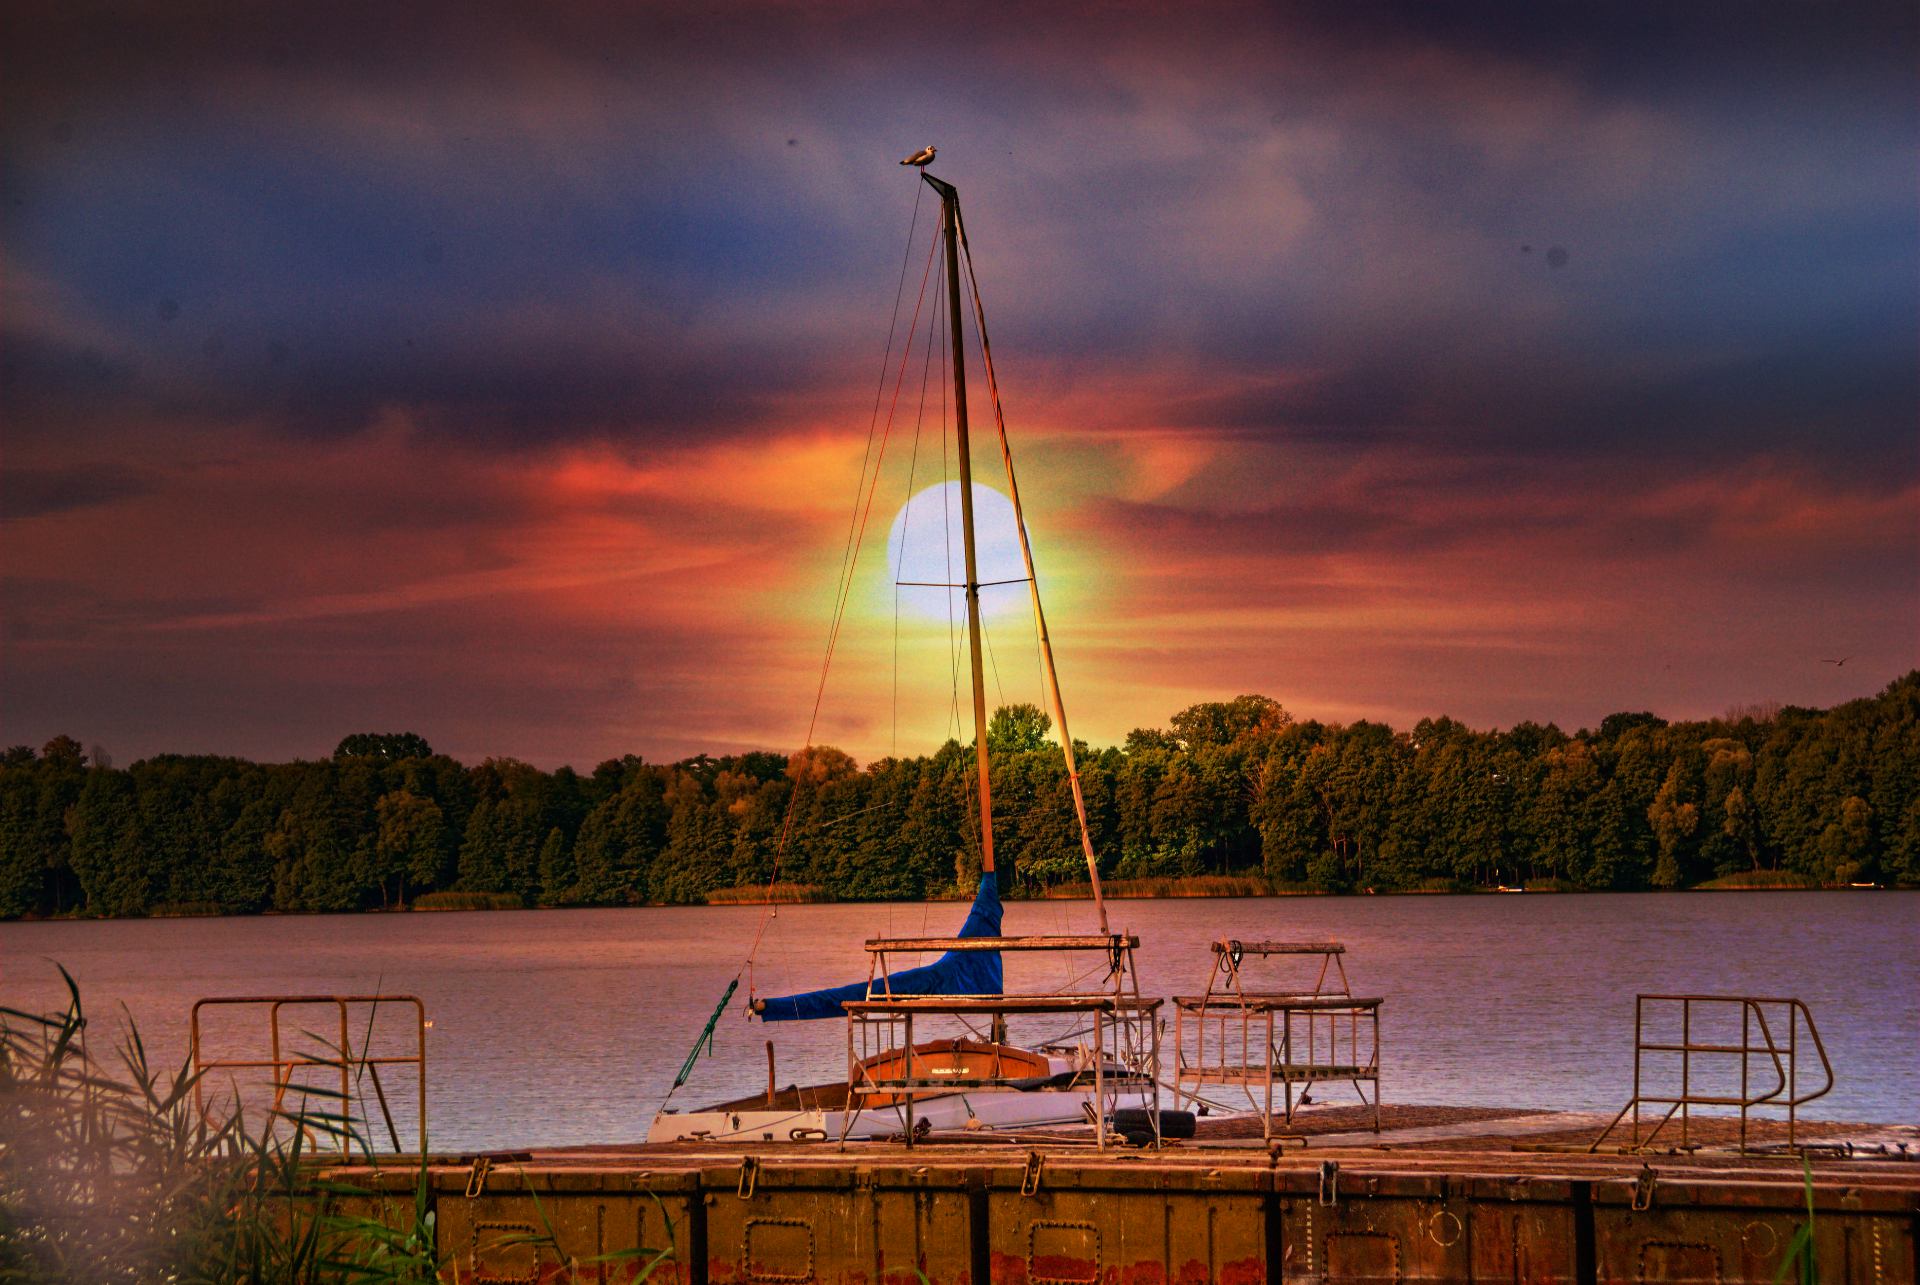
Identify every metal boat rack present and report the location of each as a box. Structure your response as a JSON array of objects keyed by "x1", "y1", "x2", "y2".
[
  {"x1": 1589, "y1": 993, "x2": 1833, "y2": 1153},
  {"x1": 189, "y1": 994, "x2": 427, "y2": 1157},
  {"x1": 1171, "y1": 940, "x2": 1382, "y2": 1141},
  {"x1": 842, "y1": 934, "x2": 1162, "y2": 1148}
]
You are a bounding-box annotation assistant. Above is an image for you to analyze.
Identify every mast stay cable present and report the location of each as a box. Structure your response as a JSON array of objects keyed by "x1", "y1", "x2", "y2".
[
  {"x1": 659, "y1": 190, "x2": 942, "y2": 1118},
  {"x1": 954, "y1": 201, "x2": 1112, "y2": 934}
]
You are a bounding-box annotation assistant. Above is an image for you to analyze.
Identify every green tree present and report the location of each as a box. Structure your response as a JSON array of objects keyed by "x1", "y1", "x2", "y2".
[
  {"x1": 68, "y1": 769, "x2": 153, "y2": 916},
  {"x1": 267, "y1": 767, "x2": 362, "y2": 912},
  {"x1": 536, "y1": 827, "x2": 574, "y2": 904},
  {"x1": 1648, "y1": 759, "x2": 1701, "y2": 888},
  {"x1": 334, "y1": 732, "x2": 435, "y2": 761},
  {"x1": 572, "y1": 768, "x2": 667, "y2": 904},
  {"x1": 987, "y1": 703, "x2": 1052, "y2": 754},
  {"x1": 0, "y1": 765, "x2": 44, "y2": 917},
  {"x1": 374, "y1": 789, "x2": 445, "y2": 906},
  {"x1": 1817, "y1": 795, "x2": 1873, "y2": 883},
  {"x1": 1169, "y1": 695, "x2": 1290, "y2": 749}
]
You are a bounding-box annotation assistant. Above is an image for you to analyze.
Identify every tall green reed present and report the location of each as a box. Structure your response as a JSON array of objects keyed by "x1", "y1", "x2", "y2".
[{"x1": 1, "y1": 968, "x2": 439, "y2": 1283}]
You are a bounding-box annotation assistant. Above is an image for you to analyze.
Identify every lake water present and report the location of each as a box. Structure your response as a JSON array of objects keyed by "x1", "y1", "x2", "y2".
[{"x1": 2, "y1": 892, "x2": 1914, "y2": 1152}]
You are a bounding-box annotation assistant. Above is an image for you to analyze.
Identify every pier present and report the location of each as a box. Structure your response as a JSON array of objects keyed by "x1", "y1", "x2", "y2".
[{"x1": 321, "y1": 1108, "x2": 1919, "y2": 1283}]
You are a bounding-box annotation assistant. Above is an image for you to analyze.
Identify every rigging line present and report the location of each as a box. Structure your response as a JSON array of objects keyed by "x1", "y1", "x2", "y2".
[
  {"x1": 774, "y1": 225, "x2": 939, "y2": 855},
  {"x1": 981, "y1": 606, "x2": 1008, "y2": 710},
  {"x1": 955, "y1": 203, "x2": 1109, "y2": 933},
  {"x1": 957, "y1": 254, "x2": 1047, "y2": 712},
  {"x1": 809, "y1": 217, "x2": 941, "y2": 756},
  {"x1": 791, "y1": 795, "x2": 900, "y2": 837},
  {"x1": 937, "y1": 285, "x2": 963, "y2": 746},
  {"x1": 819, "y1": 219, "x2": 940, "y2": 682},
  {"x1": 740, "y1": 203, "x2": 942, "y2": 982},
  {"x1": 894, "y1": 303, "x2": 936, "y2": 759},
  {"x1": 895, "y1": 259, "x2": 942, "y2": 760},
  {"x1": 823, "y1": 180, "x2": 926, "y2": 692},
  {"x1": 891, "y1": 511, "x2": 907, "y2": 761}
]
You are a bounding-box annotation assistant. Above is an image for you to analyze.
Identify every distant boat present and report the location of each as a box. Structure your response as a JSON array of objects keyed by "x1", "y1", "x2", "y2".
[{"x1": 650, "y1": 171, "x2": 1154, "y2": 1144}]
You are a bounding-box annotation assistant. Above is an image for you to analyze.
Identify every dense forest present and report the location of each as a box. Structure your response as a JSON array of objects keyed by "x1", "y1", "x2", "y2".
[{"x1": 3, "y1": 674, "x2": 1917, "y2": 919}]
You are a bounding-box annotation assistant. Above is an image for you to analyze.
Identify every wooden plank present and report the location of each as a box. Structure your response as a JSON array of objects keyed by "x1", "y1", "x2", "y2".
[
  {"x1": 1172, "y1": 994, "x2": 1383, "y2": 1010},
  {"x1": 1178, "y1": 1065, "x2": 1377, "y2": 1082},
  {"x1": 1211, "y1": 940, "x2": 1345, "y2": 955},
  {"x1": 842, "y1": 996, "x2": 1164, "y2": 1015},
  {"x1": 864, "y1": 934, "x2": 1139, "y2": 952}
]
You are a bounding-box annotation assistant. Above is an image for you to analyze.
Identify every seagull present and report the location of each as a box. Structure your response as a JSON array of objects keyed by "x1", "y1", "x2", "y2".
[
  {"x1": 1821, "y1": 657, "x2": 1851, "y2": 667},
  {"x1": 900, "y1": 144, "x2": 937, "y2": 168}
]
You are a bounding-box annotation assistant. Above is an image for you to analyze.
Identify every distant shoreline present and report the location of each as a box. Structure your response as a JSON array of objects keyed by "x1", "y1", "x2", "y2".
[{"x1": 6, "y1": 874, "x2": 1906, "y2": 921}]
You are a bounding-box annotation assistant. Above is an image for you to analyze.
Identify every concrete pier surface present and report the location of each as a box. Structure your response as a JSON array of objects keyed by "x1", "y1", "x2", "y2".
[{"x1": 321, "y1": 1104, "x2": 1919, "y2": 1283}]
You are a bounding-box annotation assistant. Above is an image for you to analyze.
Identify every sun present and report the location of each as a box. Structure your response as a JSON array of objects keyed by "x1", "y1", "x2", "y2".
[{"x1": 884, "y1": 482, "x2": 1029, "y2": 621}]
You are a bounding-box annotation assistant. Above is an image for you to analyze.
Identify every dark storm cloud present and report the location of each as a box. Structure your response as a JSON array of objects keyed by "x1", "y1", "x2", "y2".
[
  {"x1": 0, "y1": 463, "x2": 155, "y2": 519},
  {"x1": 5, "y1": 0, "x2": 1914, "y2": 468},
  {"x1": 1309, "y1": 0, "x2": 1917, "y2": 93},
  {"x1": 0, "y1": 328, "x2": 138, "y2": 410}
]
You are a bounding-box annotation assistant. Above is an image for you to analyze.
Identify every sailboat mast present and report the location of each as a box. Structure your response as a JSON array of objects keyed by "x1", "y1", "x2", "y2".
[
  {"x1": 931, "y1": 176, "x2": 996, "y2": 878},
  {"x1": 951, "y1": 203, "x2": 1110, "y2": 936}
]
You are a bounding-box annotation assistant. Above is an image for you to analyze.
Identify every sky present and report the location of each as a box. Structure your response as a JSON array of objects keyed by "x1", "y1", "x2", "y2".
[{"x1": 3, "y1": 0, "x2": 1916, "y2": 769}]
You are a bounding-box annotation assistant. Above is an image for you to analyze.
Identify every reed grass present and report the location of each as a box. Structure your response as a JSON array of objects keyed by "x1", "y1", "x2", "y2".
[
  {"x1": 1694, "y1": 869, "x2": 1823, "y2": 890},
  {"x1": 149, "y1": 900, "x2": 227, "y2": 918},
  {"x1": 0, "y1": 968, "x2": 441, "y2": 1282},
  {"x1": 410, "y1": 890, "x2": 523, "y2": 911},
  {"x1": 1040, "y1": 874, "x2": 1285, "y2": 899},
  {"x1": 703, "y1": 883, "x2": 834, "y2": 905},
  {"x1": 1395, "y1": 878, "x2": 1467, "y2": 895}
]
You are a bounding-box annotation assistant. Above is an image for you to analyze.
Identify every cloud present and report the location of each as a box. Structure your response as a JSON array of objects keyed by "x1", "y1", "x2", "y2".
[
  {"x1": 1, "y1": 463, "x2": 155, "y2": 519},
  {"x1": 5, "y1": 0, "x2": 1911, "y2": 465},
  {"x1": 1, "y1": 0, "x2": 1913, "y2": 763}
]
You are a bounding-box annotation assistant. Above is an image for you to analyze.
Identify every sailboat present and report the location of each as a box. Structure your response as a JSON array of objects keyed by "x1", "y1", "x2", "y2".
[{"x1": 648, "y1": 169, "x2": 1160, "y2": 1144}]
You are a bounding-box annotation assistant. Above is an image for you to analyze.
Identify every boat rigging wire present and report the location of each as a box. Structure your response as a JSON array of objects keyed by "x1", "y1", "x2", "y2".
[
  {"x1": 751, "y1": 218, "x2": 940, "y2": 925},
  {"x1": 893, "y1": 262, "x2": 944, "y2": 760},
  {"x1": 954, "y1": 200, "x2": 1111, "y2": 932},
  {"x1": 657, "y1": 192, "x2": 941, "y2": 1121},
  {"x1": 661, "y1": 178, "x2": 1112, "y2": 1120}
]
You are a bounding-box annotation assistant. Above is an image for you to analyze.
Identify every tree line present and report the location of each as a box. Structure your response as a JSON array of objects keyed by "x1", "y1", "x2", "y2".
[{"x1": 3, "y1": 674, "x2": 1916, "y2": 919}]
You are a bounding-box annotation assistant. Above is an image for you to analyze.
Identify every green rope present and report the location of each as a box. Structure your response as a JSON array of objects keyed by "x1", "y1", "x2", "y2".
[{"x1": 672, "y1": 978, "x2": 738, "y2": 1091}]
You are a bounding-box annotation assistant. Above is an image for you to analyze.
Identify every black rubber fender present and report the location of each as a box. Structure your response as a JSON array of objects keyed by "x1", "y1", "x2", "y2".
[{"x1": 1110, "y1": 1107, "x2": 1197, "y2": 1140}]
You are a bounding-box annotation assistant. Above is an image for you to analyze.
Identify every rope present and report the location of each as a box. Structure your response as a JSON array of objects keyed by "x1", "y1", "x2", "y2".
[{"x1": 657, "y1": 976, "x2": 738, "y2": 1113}]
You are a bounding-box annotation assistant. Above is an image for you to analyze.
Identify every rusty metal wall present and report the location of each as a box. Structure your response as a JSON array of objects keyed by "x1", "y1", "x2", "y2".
[{"x1": 332, "y1": 1155, "x2": 1917, "y2": 1284}]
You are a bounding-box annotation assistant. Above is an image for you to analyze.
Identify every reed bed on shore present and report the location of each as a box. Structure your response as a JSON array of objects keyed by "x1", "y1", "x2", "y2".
[
  {"x1": 703, "y1": 883, "x2": 834, "y2": 905},
  {"x1": 1694, "y1": 869, "x2": 1825, "y2": 890},
  {"x1": 409, "y1": 890, "x2": 523, "y2": 912},
  {"x1": 1039, "y1": 874, "x2": 1298, "y2": 899}
]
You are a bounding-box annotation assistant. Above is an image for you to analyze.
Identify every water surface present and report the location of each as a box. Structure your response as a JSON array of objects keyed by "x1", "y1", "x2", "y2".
[{"x1": 3, "y1": 891, "x2": 1913, "y2": 1151}]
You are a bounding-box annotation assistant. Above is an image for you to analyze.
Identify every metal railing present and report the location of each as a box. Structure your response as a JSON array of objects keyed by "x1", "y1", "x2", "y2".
[
  {"x1": 1590, "y1": 994, "x2": 1832, "y2": 1153},
  {"x1": 843, "y1": 934, "x2": 1162, "y2": 1148},
  {"x1": 190, "y1": 994, "x2": 428, "y2": 1157},
  {"x1": 1171, "y1": 940, "x2": 1382, "y2": 1140}
]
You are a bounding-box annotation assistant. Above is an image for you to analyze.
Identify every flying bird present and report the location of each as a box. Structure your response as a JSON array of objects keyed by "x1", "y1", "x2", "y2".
[
  {"x1": 900, "y1": 145, "x2": 937, "y2": 168},
  {"x1": 1821, "y1": 657, "x2": 1851, "y2": 667}
]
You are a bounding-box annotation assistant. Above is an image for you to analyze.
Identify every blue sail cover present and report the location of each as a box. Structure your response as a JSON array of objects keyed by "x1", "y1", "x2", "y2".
[{"x1": 757, "y1": 872, "x2": 1002, "y2": 1021}]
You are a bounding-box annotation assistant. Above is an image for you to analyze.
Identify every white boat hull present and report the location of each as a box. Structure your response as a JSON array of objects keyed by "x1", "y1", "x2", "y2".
[{"x1": 649, "y1": 1080, "x2": 1159, "y2": 1143}]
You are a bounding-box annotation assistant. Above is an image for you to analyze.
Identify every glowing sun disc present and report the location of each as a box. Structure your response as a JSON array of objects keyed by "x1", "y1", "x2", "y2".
[{"x1": 885, "y1": 482, "x2": 1028, "y2": 620}]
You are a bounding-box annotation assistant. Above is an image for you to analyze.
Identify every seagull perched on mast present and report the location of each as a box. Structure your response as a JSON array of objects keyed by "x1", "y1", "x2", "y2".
[{"x1": 900, "y1": 144, "x2": 937, "y2": 168}]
